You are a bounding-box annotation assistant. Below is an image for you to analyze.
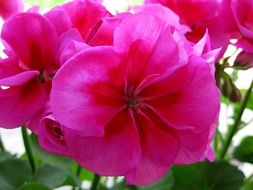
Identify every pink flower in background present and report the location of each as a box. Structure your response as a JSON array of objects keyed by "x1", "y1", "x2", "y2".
[
  {"x1": 0, "y1": 0, "x2": 115, "y2": 131},
  {"x1": 0, "y1": 12, "x2": 60, "y2": 131},
  {"x1": 50, "y1": 10, "x2": 220, "y2": 185},
  {"x1": 39, "y1": 112, "x2": 70, "y2": 156},
  {"x1": 47, "y1": 0, "x2": 115, "y2": 60},
  {"x1": 0, "y1": 0, "x2": 23, "y2": 19},
  {"x1": 231, "y1": 0, "x2": 253, "y2": 52},
  {"x1": 146, "y1": 0, "x2": 219, "y2": 25},
  {"x1": 62, "y1": 0, "x2": 111, "y2": 41},
  {"x1": 44, "y1": 0, "x2": 112, "y2": 44},
  {"x1": 235, "y1": 51, "x2": 253, "y2": 69},
  {"x1": 134, "y1": 4, "x2": 190, "y2": 34},
  {"x1": 145, "y1": 0, "x2": 238, "y2": 56}
]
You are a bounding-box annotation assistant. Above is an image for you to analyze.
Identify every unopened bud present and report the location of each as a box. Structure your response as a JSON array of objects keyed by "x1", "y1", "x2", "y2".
[
  {"x1": 221, "y1": 76, "x2": 241, "y2": 102},
  {"x1": 234, "y1": 51, "x2": 253, "y2": 70},
  {"x1": 229, "y1": 86, "x2": 242, "y2": 102}
]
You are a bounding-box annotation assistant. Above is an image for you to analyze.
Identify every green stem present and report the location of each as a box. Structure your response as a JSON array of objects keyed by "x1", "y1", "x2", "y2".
[
  {"x1": 128, "y1": 185, "x2": 138, "y2": 190},
  {"x1": 0, "y1": 133, "x2": 5, "y2": 151},
  {"x1": 90, "y1": 174, "x2": 101, "y2": 190},
  {"x1": 218, "y1": 79, "x2": 253, "y2": 160},
  {"x1": 72, "y1": 165, "x2": 82, "y2": 190},
  {"x1": 76, "y1": 165, "x2": 82, "y2": 177},
  {"x1": 213, "y1": 129, "x2": 219, "y2": 154},
  {"x1": 21, "y1": 126, "x2": 36, "y2": 173}
]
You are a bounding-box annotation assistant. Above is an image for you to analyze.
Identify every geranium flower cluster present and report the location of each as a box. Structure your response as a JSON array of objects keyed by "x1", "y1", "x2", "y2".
[
  {"x1": 146, "y1": 0, "x2": 253, "y2": 67},
  {"x1": 0, "y1": 0, "x2": 251, "y2": 186}
]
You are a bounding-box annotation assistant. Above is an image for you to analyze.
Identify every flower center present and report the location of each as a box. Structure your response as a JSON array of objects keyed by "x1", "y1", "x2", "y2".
[
  {"x1": 128, "y1": 97, "x2": 139, "y2": 107},
  {"x1": 38, "y1": 71, "x2": 55, "y2": 84},
  {"x1": 39, "y1": 71, "x2": 46, "y2": 84},
  {"x1": 124, "y1": 85, "x2": 144, "y2": 110}
]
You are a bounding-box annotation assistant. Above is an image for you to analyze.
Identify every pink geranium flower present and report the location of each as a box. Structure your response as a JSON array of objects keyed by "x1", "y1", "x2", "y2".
[
  {"x1": 50, "y1": 10, "x2": 220, "y2": 185},
  {"x1": 0, "y1": 13, "x2": 59, "y2": 131},
  {"x1": 39, "y1": 112, "x2": 70, "y2": 157},
  {"x1": 0, "y1": 0, "x2": 113, "y2": 131},
  {"x1": 48, "y1": 0, "x2": 114, "y2": 61},
  {"x1": 62, "y1": 0, "x2": 111, "y2": 41},
  {"x1": 145, "y1": 0, "x2": 238, "y2": 56},
  {"x1": 235, "y1": 51, "x2": 253, "y2": 69},
  {"x1": 231, "y1": 0, "x2": 253, "y2": 52},
  {"x1": 0, "y1": 0, "x2": 23, "y2": 19}
]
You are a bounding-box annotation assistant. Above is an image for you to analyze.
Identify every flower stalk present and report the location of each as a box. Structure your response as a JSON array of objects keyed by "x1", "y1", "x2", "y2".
[
  {"x1": 76, "y1": 165, "x2": 82, "y2": 177},
  {"x1": 72, "y1": 165, "x2": 82, "y2": 190},
  {"x1": 218, "y1": 79, "x2": 253, "y2": 159},
  {"x1": 90, "y1": 174, "x2": 101, "y2": 190},
  {"x1": 21, "y1": 126, "x2": 36, "y2": 173},
  {"x1": 0, "y1": 133, "x2": 5, "y2": 151}
]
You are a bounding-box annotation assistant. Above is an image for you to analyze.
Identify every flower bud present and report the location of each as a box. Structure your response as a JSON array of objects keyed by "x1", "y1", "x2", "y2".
[{"x1": 234, "y1": 51, "x2": 253, "y2": 70}]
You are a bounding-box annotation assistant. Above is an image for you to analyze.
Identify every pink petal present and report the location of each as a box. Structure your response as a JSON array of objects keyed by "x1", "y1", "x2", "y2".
[
  {"x1": 126, "y1": 111, "x2": 179, "y2": 185},
  {"x1": 148, "y1": 55, "x2": 220, "y2": 133},
  {"x1": 88, "y1": 14, "x2": 128, "y2": 46},
  {"x1": 136, "y1": 4, "x2": 190, "y2": 33},
  {"x1": 204, "y1": 147, "x2": 215, "y2": 162},
  {"x1": 114, "y1": 14, "x2": 187, "y2": 92},
  {"x1": 59, "y1": 40, "x2": 89, "y2": 65},
  {"x1": 114, "y1": 13, "x2": 165, "y2": 55},
  {"x1": 26, "y1": 108, "x2": 45, "y2": 133},
  {"x1": 1, "y1": 13, "x2": 59, "y2": 70},
  {"x1": 173, "y1": 129, "x2": 211, "y2": 164},
  {"x1": 146, "y1": 27, "x2": 188, "y2": 77},
  {"x1": 0, "y1": 0, "x2": 23, "y2": 19},
  {"x1": 45, "y1": 7, "x2": 72, "y2": 35},
  {"x1": 63, "y1": 0, "x2": 110, "y2": 40},
  {"x1": 51, "y1": 46, "x2": 124, "y2": 136},
  {"x1": 0, "y1": 70, "x2": 39, "y2": 86},
  {"x1": 0, "y1": 79, "x2": 48, "y2": 128},
  {"x1": 27, "y1": 6, "x2": 40, "y2": 13},
  {"x1": 0, "y1": 56, "x2": 23, "y2": 79},
  {"x1": 202, "y1": 48, "x2": 221, "y2": 77},
  {"x1": 58, "y1": 29, "x2": 83, "y2": 54},
  {"x1": 193, "y1": 31, "x2": 211, "y2": 56},
  {"x1": 236, "y1": 38, "x2": 253, "y2": 53},
  {"x1": 139, "y1": 58, "x2": 195, "y2": 101},
  {"x1": 64, "y1": 111, "x2": 140, "y2": 175},
  {"x1": 58, "y1": 29, "x2": 89, "y2": 64},
  {"x1": 231, "y1": 0, "x2": 253, "y2": 39},
  {"x1": 167, "y1": 0, "x2": 219, "y2": 25},
  {"x1": 141, "y1": 107, "x2": 211, "y2": 164},
  {"x1": 39, "y1": 113, "x2": 70, "y2": 156}
]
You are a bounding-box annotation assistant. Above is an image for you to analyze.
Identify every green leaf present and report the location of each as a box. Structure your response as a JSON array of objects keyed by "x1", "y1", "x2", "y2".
[
  {"x1": 32, "y1": 165, "x2": 66, "y2": 188},
  {"x1": 234, "y1": 136, "x2": 253, "y2": 164},
  {"x1": 32, "y1": 164, "x2": 80, "y2": 188},
  {"x1": 19, "y1": 182, "x2": 52, "y2": 190},
  {"x1": 110, "y1": 182, "x2": 127, "y2": 190},
  {"x1": 62, "y1": 174, "x2": 81, "y2": 187},
  {"x1": 241, "y1": 176, "x2": 253, "y2": 190},
  {"x1": 71, "y1": 164, "x2": 93, "y2": 181},
  {"x1": 0, "y1": 151, "x2": 14, "y2": 163},
  {"x1": 221, "y1": 95, "x2": 230, "y2": 105},
  {"x1": 107, "y1": 181, "x2": 136, "y2": 190},
  {"x1": 98, "y1": 185, "x2": 109, "y2": 190},
  {"x1": 77, "y1": 167, "x2": 94, "y2": 181},
  {"x1": 30, "y1": 135, "x2": 74, "y2": 169},
  {"x1": 0, "y1": 159, "x2": 32, "y2": 190},
  {"x1": 172, "y1": 161, "x2": 245, "y2": 190},
  {"x1": 139, "y1": 172, "x2": 174, "y2": 190}
]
